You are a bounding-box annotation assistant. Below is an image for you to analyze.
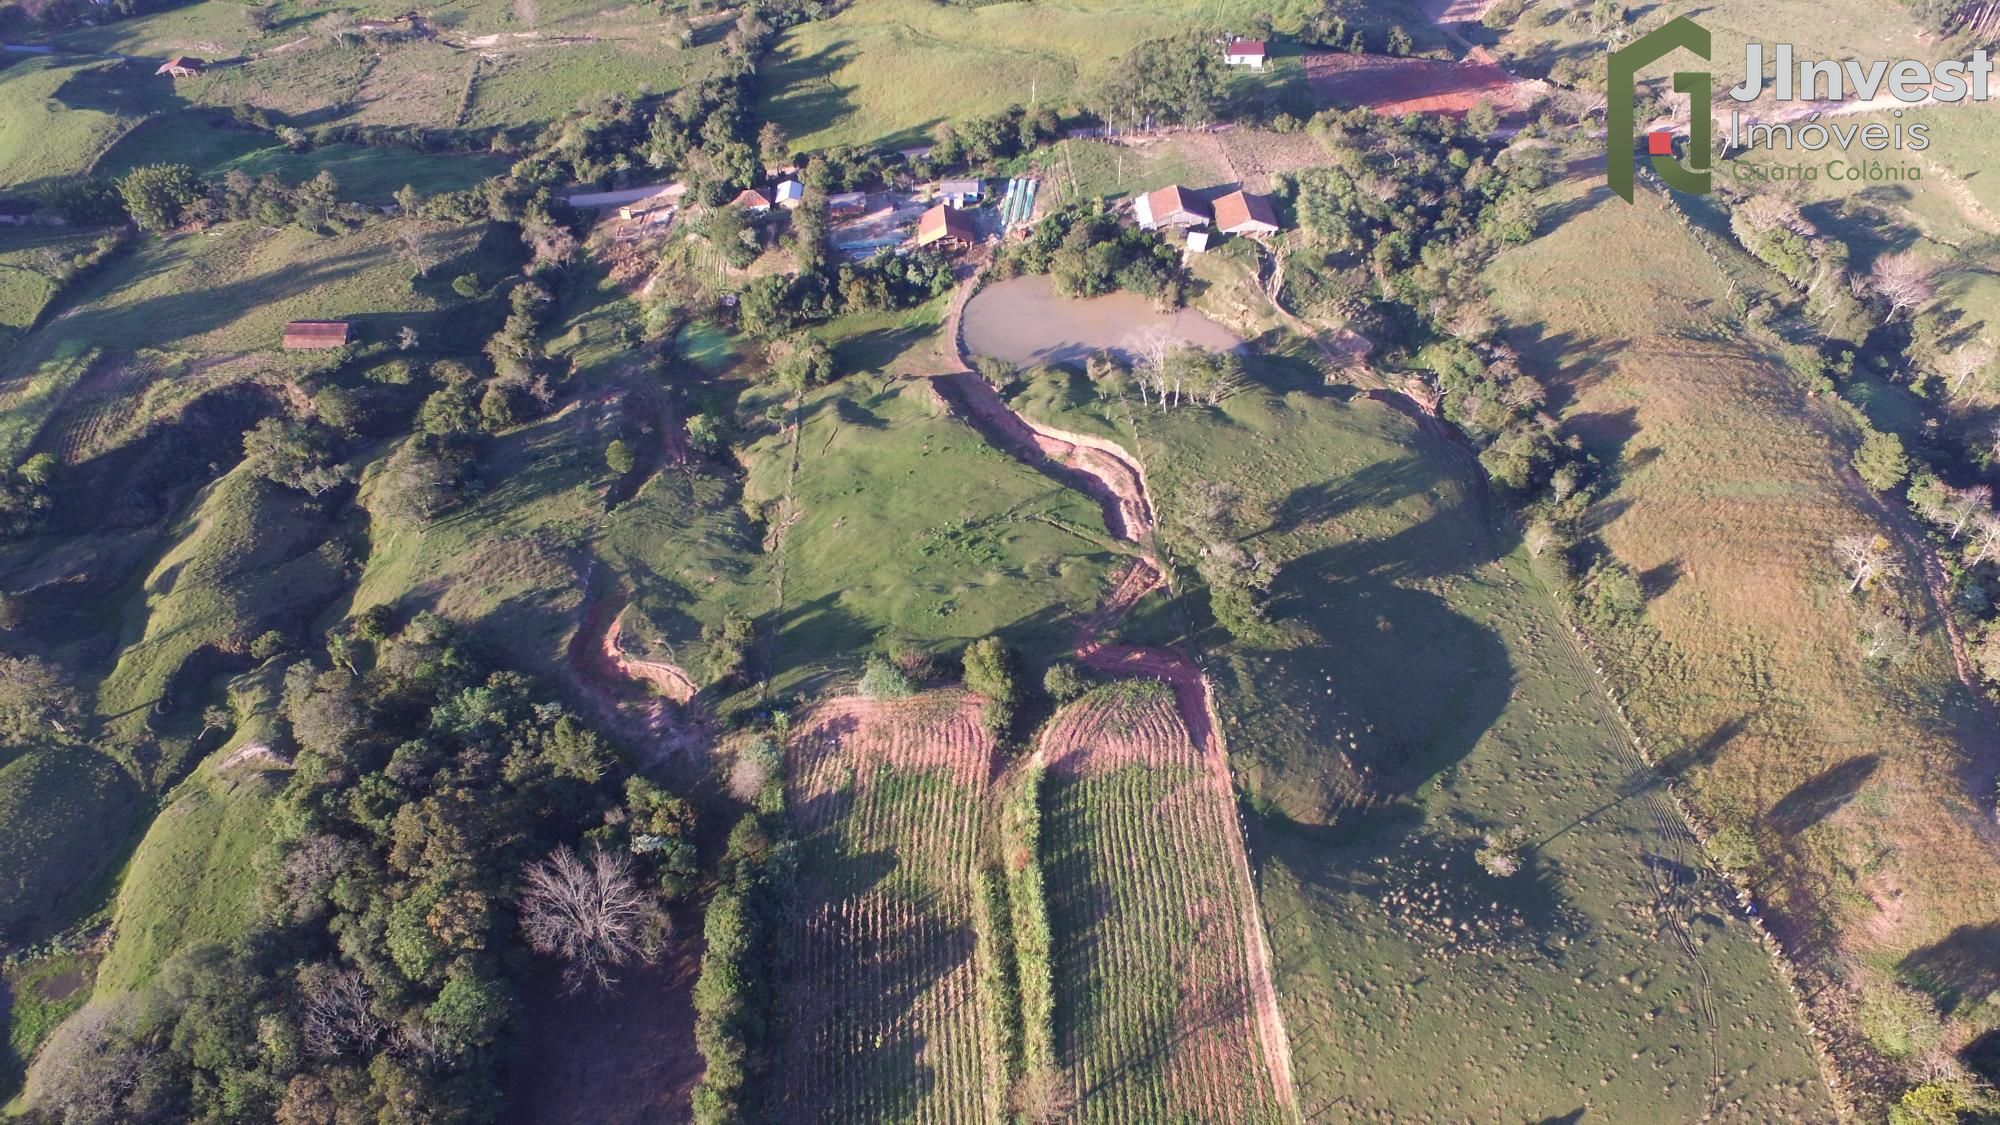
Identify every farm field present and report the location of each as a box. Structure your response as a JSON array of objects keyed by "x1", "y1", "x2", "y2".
[
  {"x1": 94, "y1": 115, "x2": 508, "y2": 202},
  {"x1": 1488, "y1": 169, "x2": 2000, "y2": 1106},
  {"x1": 774, "y1": 692, "x2": 1000, "y2": 1123},
  {"x1": 1486, "y1": 0, "x2": 1931, "y2": 86},
  {"x1": 1039, "y1": 683, "x2": 1282, "y2": 1121},
  {"x1": 755, "y1": 0, "x2": 1331, "y2": 152},
  {"x1": 1034, "y1": 344, "x2": 1836, "y2": 1117}
]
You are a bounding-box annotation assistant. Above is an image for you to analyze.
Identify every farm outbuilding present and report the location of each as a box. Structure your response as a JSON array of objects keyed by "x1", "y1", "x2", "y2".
[
  {"x1": 915, "y1": 204, "x2": 977, "y2": 249},
  {"x1": 1213, "y1": 189, "x2": 1281, "y2": 235},
  {"x1": 155, "y1": 56, "x2": 204, "y2": 78},
  {"x1": 733, "y1": 188, "x2": 773, "y2": 212},
  {"x1": 1135, "y1": 185, "x2": 1210, "y2": 230},
  {"x1": 828, "y1": 191, "x2": 868, "y2": 215},
  {"x1": 775, "y1": 180, "x2": 805, "y2": 209},
  {"x1": 1225, "y1": 39, "x2": 1266, "y2": 68},
  {"x1": 282, "y1": 321, "x2": 351, "y2": 350},
  {"x1": 939, "y1": 178, "x2": 983, "y2": 207}
]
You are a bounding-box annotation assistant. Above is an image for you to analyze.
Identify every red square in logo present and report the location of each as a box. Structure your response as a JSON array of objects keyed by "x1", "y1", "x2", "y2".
[{"x1": 1647, "y1": 130, "x2": 1675, "y2": 156}]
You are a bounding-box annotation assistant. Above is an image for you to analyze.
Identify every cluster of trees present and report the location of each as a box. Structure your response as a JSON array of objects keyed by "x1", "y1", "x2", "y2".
[
  {"x1": 1283, "y1": 109, "x2": 1566, "y2": 494},
  {"x1": 24, "y1": 614, "x2": 696, "y2": 1123},
  {"x1": 1001, "y1": 202, "x2": 1185, "y2": 307},
  {"x1": 1089, "y1": 33, "x2": 1227, "y2": 131},
  {"x1": 85, "y1": 164, "x2": 363, "y2": 236},
  {"x1": 0, "y1": 453, "x2": 60, "y2": 539},
  {"x1": 925, "y1": 104, "x2": 1064, "y2": 172},
  {"x1": 690, "y1": 747, "x2": 793, "y2": 1124},
  {"x1": 731, "y1": 192, "x2": 955, "y2": 348},
  {"x1": 961, "y1": 636, "x2": 1020, "y2": 737},
  {"x1": 1166, "y1": 480, "x2": 1293, "y2": 646}
]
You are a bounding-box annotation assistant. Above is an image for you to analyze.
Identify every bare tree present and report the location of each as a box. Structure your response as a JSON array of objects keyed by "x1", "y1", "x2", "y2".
[
  {"x1": 1947, "y1": 485, "x2": 1993, "y2": 540},
  {"x1": 396, "y1": 222, "x2": 436, "y2": 278},
  {"x1": 518, "y1": 846, "x2": 663, "y2": 992},
  {"x1": 1940, "y1": 340, "x2": 1997, "y2": 397},
  {"x1": 1833, "y1": 533, "x2": 1900, "y2": 593},
  {"x1": 298, "y1": 965, "x2": 383, "y2": 1058},
  {"x1": 25, "y1": 998, "x2": 156, "y2": 1123},
  {"x1": 1871, "y1": 252, "x2": 1936, "y2": 319},
  {"x1": 1524, "y1": 522, "x2": 1560, "y2": 558},
  {"x1": 1860, "y1": 606, "x2": 1915, "y2": 663},
  {"x1": 1969, "y1": 512, "x2": 2000, "y2": 568}
]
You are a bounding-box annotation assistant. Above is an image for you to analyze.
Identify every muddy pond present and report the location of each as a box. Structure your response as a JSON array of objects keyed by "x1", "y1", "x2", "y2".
[{"x1": 961, "y1": 275, "x2": 1241, "y2": 366}]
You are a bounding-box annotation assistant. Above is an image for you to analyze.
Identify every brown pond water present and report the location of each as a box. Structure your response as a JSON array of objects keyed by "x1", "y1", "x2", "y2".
[{"x1": 961, "y1": 274, "x2": 1241, "y2": 366}]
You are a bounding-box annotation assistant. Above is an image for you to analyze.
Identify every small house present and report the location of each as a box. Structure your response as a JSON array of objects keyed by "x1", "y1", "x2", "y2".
[
  {"x1": 282, "y1": 321, "x2": 351, "y2": 350},
  {"x1": 733, "y1": 188, "x2": 773, "y2": 213},
  {"x1": 155, "y1": 56, "x2": 204, "y2": 79},
  {"x1": 828, "y1": 191, "x2": 868, "y2": 215},
  {"x1": 1225, "y1": 39, "x2": 1267, "y2": 69},
  {"x1": 775, "y1": 180, "x2": 805, "y2": 209},
  {"x1": 915, "y1": 204, "x2": 977, "y2": 249},
  {"x1": 1134, "y1": 185, "x2": 1210, "y2": 230},
  {"x1": 939, "y1": 178, "x2": 983, "y2": 207},
  {"x1": 1213, "y1": 189, "x2": 1281, "y2": 235}
]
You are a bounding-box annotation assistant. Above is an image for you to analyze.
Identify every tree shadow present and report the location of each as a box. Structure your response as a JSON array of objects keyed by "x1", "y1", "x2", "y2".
[
  {"x1": 1654, "y1": 715, "x2": 1751, "y2": 778},
  {"x1": 1900, "y1": 922, "x2": 2000, "y2": 1016},
  {"x1": 1765, "y1": 755, "x2": 1879, "y2": 837}
]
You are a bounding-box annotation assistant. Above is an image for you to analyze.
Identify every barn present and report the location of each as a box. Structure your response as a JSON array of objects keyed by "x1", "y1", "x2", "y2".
[{"x1": 282, "y1": 321, "x2": 352, "y2": 350}]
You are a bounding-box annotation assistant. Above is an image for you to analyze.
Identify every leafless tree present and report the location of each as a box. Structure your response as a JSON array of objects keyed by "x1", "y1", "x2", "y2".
[
  {"x1": 518, "y1": 846, "x2": 663, "y2": 993},
  {"x1": 398, "y1": 325, "x2": 420, "y2": 351},
  {"x1": 298, "y1": 965, "x2": 383, "y2": 1058},
  {"x1": 1524, "y1": 522, "x2": 1560, "y2": 558},
  {"x1": 25, "y1": 998, "x2": 155, "y2": 1123},
  {"x1": 1946, "y1": 485, "x2": 1993, "y2": 540},
  {"x1": 396, "y1": 222, "x2": 436, "y2": 278},
  {"x1": 1860, "y1": 606, "x2": 1915, "y2": 663},
  {"x1": 1871, "y1": 252, "x2": 1936, "y2": 319},
  {"x1": 1833, "y1": 533, "x2": 1900, "y2": 593},
  {"x1": 277, "y1": 834, "x2": 356, "y2": 921},
  {"x1": 1940, "y1": 340, "x2": 1997, "y2": 397},
  {"x1": 1969, "y1": 512, "x2": 2000, "y2": 568}
]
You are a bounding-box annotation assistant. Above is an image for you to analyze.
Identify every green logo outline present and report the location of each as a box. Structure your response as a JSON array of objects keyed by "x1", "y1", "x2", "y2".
[{"x1": 1607, "y1": 17, "x2": 1712, "y2": 201}]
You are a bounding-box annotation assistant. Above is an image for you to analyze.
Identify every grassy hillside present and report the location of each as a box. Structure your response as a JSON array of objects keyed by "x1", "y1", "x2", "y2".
[
  {"x1": 0, "y1": 55, "x2": 148, "y2": 192},
  {"x1": 756, "y1": 0, "x2": 1326, "y2": 151},
  {"x1": 1028, "y1": 345, "x2": 1836, "y2": 1117},
  {"x1": 1488, "y1": 171, "x2": 2000, "y2": 1103},
  {"x1": 0, "y1": 748, "x2": 141, "y2": 946},
  {"x1": 739, "y1": 374, "x2": 1121, "y2": 694},
  {"x1": 93, "y1": 753, "x2": 279, "y2": 994}
]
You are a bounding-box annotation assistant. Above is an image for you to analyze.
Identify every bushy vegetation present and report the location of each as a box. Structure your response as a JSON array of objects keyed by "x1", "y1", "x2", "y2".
[
  {"x1": 1281, "y1": 110, "x2": 1566, "y2": 494},
  {"x1": 1000, "y1": 201, "x2": 1185, "y2": 307},
  {"x1": 690, "y1": 795, "x2": 791, "y2": 1125},
  {"x1": 20, "y1": 616, "x2": 697, "y2": 1123}
]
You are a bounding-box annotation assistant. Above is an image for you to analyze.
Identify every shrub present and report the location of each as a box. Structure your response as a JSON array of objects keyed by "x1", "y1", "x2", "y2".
[
  {"x1": 605, "y1": 439, "x2": 636, "y2": 476},
  {"x1": 858, "y1": 654, "x2": 914, "y2": 700},
  {"x1": 1041, "y1": 661, "x2": 1086, "y2": 703},
  {"x1": 451, "y1": 273, "x2": 481, "y2": 299}
]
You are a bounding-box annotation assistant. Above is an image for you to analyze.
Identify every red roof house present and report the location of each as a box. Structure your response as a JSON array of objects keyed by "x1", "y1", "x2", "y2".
[
  {"x1": 1212, "y1": 189, "x2": 1281, "y2": 235},
  {"x1": 1225, "y1": 40, "x2": 1267, "y2": 68}
]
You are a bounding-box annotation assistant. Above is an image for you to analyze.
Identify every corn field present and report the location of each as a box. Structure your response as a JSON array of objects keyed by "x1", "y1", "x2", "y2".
[
  {"x1": 1039, "y1": 686, "x2": 1284, "y2": 1122},
  {"x1": 775, "y1": 693, "x2": 1003, "y2": 1124}
]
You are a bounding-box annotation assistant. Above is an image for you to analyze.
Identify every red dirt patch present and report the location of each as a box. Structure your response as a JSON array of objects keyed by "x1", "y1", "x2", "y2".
[{"x1": 1305, "y1": 51, "x2": 1543, "y2": 116}]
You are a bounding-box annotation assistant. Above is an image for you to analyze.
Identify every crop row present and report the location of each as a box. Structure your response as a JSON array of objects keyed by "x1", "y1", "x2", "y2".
[
  {"x1": 775, "y1": 695, "x2": 1001, "y2": 1123},
  {"x1": 1040, "y1": 691, "x2": 1280, "y2": 1122}
]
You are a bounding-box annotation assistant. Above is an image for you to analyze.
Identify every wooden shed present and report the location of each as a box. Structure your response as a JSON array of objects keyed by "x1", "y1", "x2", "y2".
[{"x1": 282, "y1": 321, "x2": 352, "y2": 350}]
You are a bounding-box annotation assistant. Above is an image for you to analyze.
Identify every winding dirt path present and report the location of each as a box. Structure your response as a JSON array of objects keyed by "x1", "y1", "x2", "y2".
[
  {"x1": 566, "y1": 573, "x2": 705, "y2": 763},
  {"x1": 932, "y1": 326, "x2": 1301, "y2": 1115}
]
